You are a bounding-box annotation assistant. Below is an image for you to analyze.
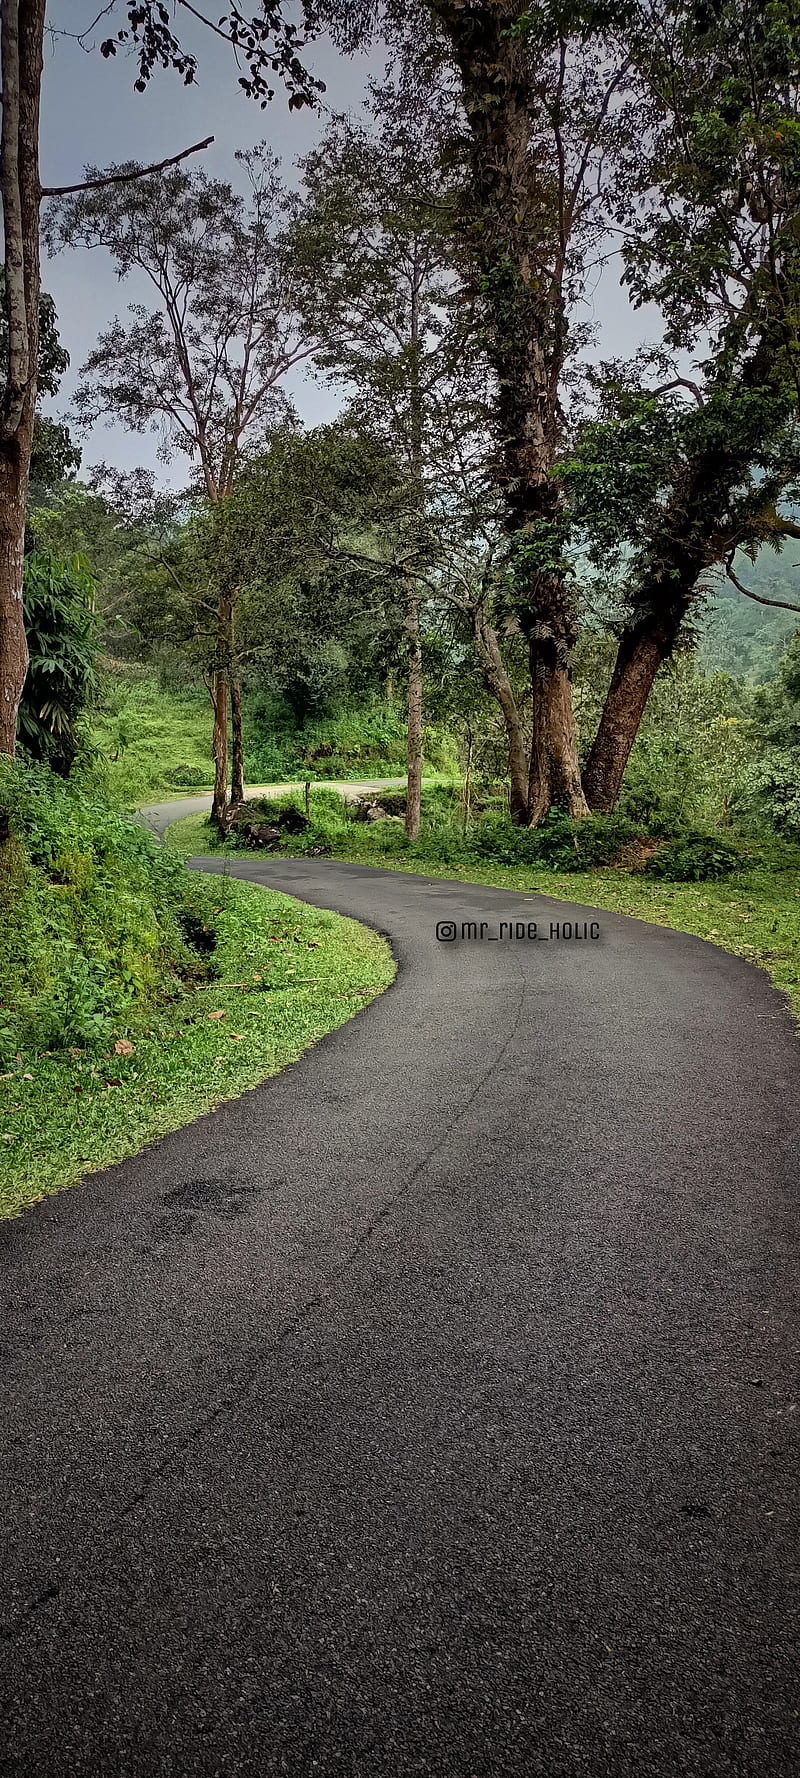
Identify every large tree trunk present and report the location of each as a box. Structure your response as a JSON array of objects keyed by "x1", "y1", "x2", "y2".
[
  {"x1": 405, "y1": 587, "x2": 423, "y2": 842},
  {"x1": 0, "y1": 0, "x2": 44, "y2": 758},
  {"x1": 433, "y1": 0, "x2": 584, "y2": 827},
  {"x1": 230, "y1": 674, "x2": 245, "y2": 806},
  {"x1": 527, "y1": 638, "x2": 590, "y2": 824},
  {"x1": 582, "y1": 620, "x2": 672, "y2": 813}
]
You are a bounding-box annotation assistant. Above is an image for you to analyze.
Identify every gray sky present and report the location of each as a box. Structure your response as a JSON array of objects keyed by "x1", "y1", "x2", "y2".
[{"x1": 41, "y1": 2, "x2": 666, "y2": 484}]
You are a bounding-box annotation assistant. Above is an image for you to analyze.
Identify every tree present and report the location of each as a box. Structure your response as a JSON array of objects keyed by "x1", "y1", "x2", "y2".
[
  {"x1": 0, "y1": 0, "x2": 46, "y2": 756},
  {"x1": 29, "y1": 471, "x2": 190, "y2": 658},
  {"x1": 285, "y1": 70, "x2": 491, "y2": 835},
  {"x1": 0, "y1": 0, "x2": 324, "y2": 767},
  {"x1": 569, "y1": 0, "x2": 800, "y2": 810},
  {"x1": 312, "y1": 0, "x2": 641, "y2": 823},
  {"x1": 372, "y1": 1, "x2": 636, "y2": 824},
  {"x1": 188, "y1": 423, "x2": 420, "y2": 719},
  {"x1": 46, "y1": 150, "x2": 324, "y2": 817}
]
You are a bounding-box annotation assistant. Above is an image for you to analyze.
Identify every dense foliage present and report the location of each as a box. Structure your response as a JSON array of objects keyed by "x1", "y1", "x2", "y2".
[
  {"x1": 0, "y1": 760, "x2": 216, "y2": 1062},
  {"x1": 19, "y1": 552, "x2": 100, "y2": 775}
]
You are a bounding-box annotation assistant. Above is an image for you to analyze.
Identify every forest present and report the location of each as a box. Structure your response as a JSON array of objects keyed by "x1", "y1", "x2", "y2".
[{"x1": 2, "y1": 0, "x2": 800, "y2": 1205}]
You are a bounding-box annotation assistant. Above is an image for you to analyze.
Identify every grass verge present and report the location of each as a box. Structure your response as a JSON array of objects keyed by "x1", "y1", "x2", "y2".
[
  {"x1": 167, "y1": 810, "x2": 800, "y2": 1025},
  {"x1": 0, "y1": 871, "x2": 394, "y2": 1220}
]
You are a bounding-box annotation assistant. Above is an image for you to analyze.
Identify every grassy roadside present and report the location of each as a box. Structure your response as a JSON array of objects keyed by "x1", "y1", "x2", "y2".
[
  {"x1": 89, "y1": 663, "x2": 456, "y2": 808},
  {"x1": 0, "y1": 871, "x2": 394, "y2": 1220},
  {"x1": 167, "y1": 810, "x2": 800, "y2": 1024}
]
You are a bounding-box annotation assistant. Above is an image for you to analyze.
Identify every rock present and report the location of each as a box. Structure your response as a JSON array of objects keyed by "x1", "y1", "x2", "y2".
[
  {"x1": 243, "y1": 823, "x2": 283, "y2": 850},
  {"x1": 218, "y1": 801, "x2": 261, "y2": 836}
]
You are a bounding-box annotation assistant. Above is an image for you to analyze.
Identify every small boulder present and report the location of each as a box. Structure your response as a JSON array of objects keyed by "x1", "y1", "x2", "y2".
[{"x1": 243, "y1": 823, "x2": 283, "y2": 850}]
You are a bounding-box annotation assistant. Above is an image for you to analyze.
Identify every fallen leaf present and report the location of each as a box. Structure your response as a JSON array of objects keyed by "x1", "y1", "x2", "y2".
[
  {"x1": 114, "y1": 1039, "x2": 135, "y2": 1056},
  {"x1": 229, "y1": 1033, "x2": 244, "y2": 1040},
  {"x1": 307, "y1": 941, "x2": 321, "y2": 950},
  {"x1": 207, "y1": 1010, "x2": 226, "y2": 1020},
  {"x1": 22, "y1": 1072, "x2": 33, "y2": 1081}
]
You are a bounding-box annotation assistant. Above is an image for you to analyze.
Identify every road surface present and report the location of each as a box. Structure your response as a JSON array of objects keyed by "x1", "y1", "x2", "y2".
[
  {"x1": 138, "y1": 779, "x2": 416, "y2": 840},
  {"x1": 1, "y1": 855, "x2": 798, "y2": 1777}
]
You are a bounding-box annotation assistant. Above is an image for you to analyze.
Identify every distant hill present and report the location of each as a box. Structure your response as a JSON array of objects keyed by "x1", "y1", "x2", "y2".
[{"x1": 699, "y1": 548, "x2": 800, "y2": 682}]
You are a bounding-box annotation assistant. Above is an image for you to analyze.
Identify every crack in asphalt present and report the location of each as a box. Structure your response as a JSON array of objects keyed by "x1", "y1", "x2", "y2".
[{"x1": 0, "y1": 933, "x2": 529, "y2": 1648}]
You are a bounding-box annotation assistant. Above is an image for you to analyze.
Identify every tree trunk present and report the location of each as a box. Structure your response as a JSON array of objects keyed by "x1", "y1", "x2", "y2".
[
  {"x1": 0, "y1": 0, "x2": 45, "y2": 759},
  {"x1": 462, "y1": 725, "x2": 473, "y2": 836},
  {"x1": 0, "y1": 443, "x2": 29, "y2": 755},
  {"x1": 230, "y1": 674, "x2": 245, "y2": 805},
  {"x1": 405, "y1": 586, "x2": 423, "y2": 842},
  {"x1": 211, "y1": 668, "x2": 229, "y2": 826},
  {"x1": 582, "y1": 621, "x2": 672, "y2": 813},
  {"x1": 469, "y1": 602, "x2": 528, "y2": 824},
  {"x1": 527, "y1": 638, "x2": 590, "y2": 824}
]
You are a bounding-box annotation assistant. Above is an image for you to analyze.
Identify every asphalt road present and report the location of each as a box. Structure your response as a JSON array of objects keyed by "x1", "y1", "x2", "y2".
[
  {"x1": 137, "y1": 779, "x2": 414, "y2": 840},
  {"x1": 1, "y1": 854, "x2": 799, "y2": 1778}
]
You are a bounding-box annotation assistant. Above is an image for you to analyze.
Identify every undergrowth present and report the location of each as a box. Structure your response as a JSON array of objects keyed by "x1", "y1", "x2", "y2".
[{"x1": 0, "y1": 760, "x2": 395, "y2": 1215}]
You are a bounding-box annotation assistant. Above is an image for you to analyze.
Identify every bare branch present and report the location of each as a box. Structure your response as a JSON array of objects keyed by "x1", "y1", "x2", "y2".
[
  {"x1": 725, "y1": 555, "x2": 800, "y2": 613},
  {"x1": 41, "y1": 135, "x2": 214, "y2": 198},
  {"x1": 651, "y1": 377, "x2": 705, "y2": 406}
]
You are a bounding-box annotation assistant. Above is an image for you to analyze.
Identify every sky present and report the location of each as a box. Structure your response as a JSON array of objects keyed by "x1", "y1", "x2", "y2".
[{"x1": 40, "y1": 1, "x2": 666, "y2": 486}]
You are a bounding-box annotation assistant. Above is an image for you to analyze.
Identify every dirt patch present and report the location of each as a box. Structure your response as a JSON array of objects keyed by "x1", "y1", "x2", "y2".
[{"x1": 616, "y1": 837, "x2": 667, "y2": 873}]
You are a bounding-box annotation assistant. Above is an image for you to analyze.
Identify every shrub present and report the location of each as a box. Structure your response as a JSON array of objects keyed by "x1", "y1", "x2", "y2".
[
  {"x1": 19, "y1": 551, "x2": 100, "y2": 775},
  {"x1": 162, "y1": 765, "x2": 211, "y2": 788},
  {"x1": 735, "y1": 752, "x2": 800, "y2": 838},
  {"x1": 644, "y1": 831, "x2": 742, "y2": 882},
  {"x1": 0, "y1": 758, "x2": 216, "y2": 1059},
  {"x1": 472, "y1": 811, "x2": 641, "y2": 871}
]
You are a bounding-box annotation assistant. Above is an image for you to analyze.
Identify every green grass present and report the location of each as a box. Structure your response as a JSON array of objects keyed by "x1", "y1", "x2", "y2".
[
  {"x1": 89, "y1": 664, "x2": 458, "y2": 807},
  {"x1": 244, "y1": 698, "x2": 458, "y2": 782},
  {"x1": 89, "y1": 663, "x2": 215, "y2": 807},
  {"x1": 0, "y1": 870, "x2": 394, "y2": 1219},
  {"x1": 167, "y1": 807, "x2": 800, "y2": 1024}
]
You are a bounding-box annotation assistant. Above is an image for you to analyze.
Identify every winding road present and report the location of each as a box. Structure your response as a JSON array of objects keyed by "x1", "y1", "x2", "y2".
[
  {"x1": 1, "y1": 849, "x2": 798, "y2": 1777},
  {"x1": 137, "y1": 778, "x2": 416, "y2": 840}
]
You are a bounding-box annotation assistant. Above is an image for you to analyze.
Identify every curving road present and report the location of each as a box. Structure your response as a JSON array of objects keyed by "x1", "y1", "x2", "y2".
[
  {"x1": 137, "y1": 779, "x2": 417, "y2": 840},
  {"x1": 1, "y1": 855, "x2": 798, "y2": 1777}
]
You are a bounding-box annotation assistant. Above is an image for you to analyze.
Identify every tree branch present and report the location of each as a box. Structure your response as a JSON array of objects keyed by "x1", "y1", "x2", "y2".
[
  {"x1": 725, "y1": 555, "x2": 800, "y2": 612},
  {"x1": 651, "y1": 377, "x2": 705, "y2": 406},
  {"x1": 41, "y1": 135, "x2": 214, "y2": 198}
]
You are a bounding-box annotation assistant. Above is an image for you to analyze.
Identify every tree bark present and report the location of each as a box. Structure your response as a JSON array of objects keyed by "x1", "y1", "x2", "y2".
[
  {"x1": 405, "y1": 586, "x2": 423, "y2": 842},
  {"x1": 211, "y1": 668, "x2": 229, "y2": 826},
  {"x1": 0, "y1": 445, "x2": 30, "y2": 755},
  {"x1": 432, "y1": 0, "x2": 585, "y2": 826},
  {"x1": 582, "y1": 620, "x2": 673, "y2": 813},
  {"x1": 0, "y1": 0, "x2": 45, "y2": 758},
  {"x1": 469, "y1": 600, "x2": 528, "y2": 823},
  {"x1": 230, "y1": 673, "x2": 245, "y2": 805},
  {"x1": 527, "y1": 638, "x2": 590, "y2": 824},
  {"x1": 462, "y1": 724, "x2": 473, "y2": 836}
]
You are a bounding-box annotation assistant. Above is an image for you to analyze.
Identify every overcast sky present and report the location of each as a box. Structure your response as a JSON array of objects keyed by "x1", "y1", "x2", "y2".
[{"x1": 40, "y1": 2, "x2": 665, "y2": 485}]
